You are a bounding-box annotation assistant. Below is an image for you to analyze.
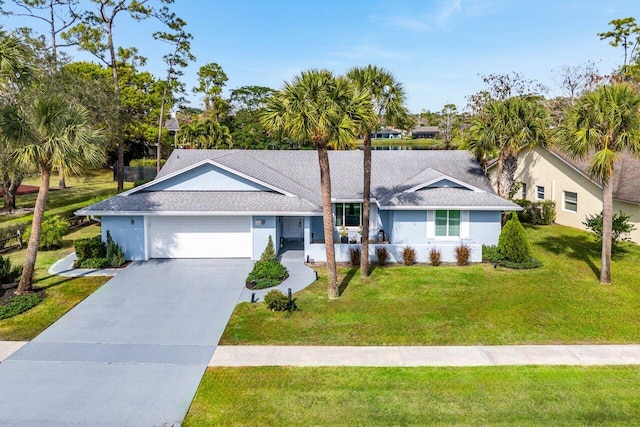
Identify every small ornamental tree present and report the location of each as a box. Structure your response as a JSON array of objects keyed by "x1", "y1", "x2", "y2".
[
  {"x1": 260, "y1": 235, "x2": 277, "y2": 262},
  {"x1": 583, "y1": 211, "x2": 636, "y2": 250},
  {"x1": 497, "y1": 213, "x2": 532, "y2": 263},
  {"x1": 247, "y1": 236, "x2": 288, "y2": 290}
]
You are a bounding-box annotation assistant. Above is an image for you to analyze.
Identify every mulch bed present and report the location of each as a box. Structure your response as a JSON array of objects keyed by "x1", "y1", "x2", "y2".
[
  {"x1": 0, "y1": 284, "x2": 44, "y2": 306},
  {"x1": 0, "y1": 185, "x2": 62, "y2": 196},
  {"x1": 0, "y1": 185, "x2": 39, "y2": 197}
]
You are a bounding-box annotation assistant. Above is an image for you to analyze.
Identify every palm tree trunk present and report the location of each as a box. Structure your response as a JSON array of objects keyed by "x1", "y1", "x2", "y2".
[
  {"x1": 58, "y1": 167, "x2": 66, "y2": 189},
  {"x1": 17, "y1": 167, "x2": 51, "y2": 294},
  {"x1": 499, "y1": 152, "x2": 518, "y2": 199},
  {"x1": 7, "y1": 173, "x2": 22, "y2": 211},
  {"x1": 2, "y1": 172, "x2": 12, "y2": 211},
  {"x1": 600, "y1": 181, "x2": 613, "y2": 284},
  {"x1": 318, "y1": 147, "x2": 339, "y2": 298},
  {"x1": 360, "y1": 131, "x2": 372, "y2": 277}
]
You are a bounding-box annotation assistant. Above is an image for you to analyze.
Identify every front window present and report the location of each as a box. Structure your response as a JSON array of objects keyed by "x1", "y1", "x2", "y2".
[
  {"x1": 435, "y1": 210, "x2": 460, "y2": 237},
  {"x1": 335, "y1": 203, "x2": 362, "y2": 227},
  {"x1": 521, "y1": 183, "x2": 527, "y2": 199},
  {"x1": 563, "y1": 191, "x2": 577, "y2": 212},
  {"x1": 536, "y1": 186, "x2": 545, "y2": 200}
]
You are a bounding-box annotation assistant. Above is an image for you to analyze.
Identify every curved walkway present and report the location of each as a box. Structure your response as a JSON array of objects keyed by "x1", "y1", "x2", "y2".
[
  {"x1": 238, "y1": 247, "x2": 317, "y2": 303},
  {"x1": 48, "y1": 253, "x2": 123, "y2": 277}
]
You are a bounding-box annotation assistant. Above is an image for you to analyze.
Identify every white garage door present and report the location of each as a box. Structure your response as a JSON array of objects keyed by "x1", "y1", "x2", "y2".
[{"x1": 148, "y1": 216, "x2": 252, "y2": 258}]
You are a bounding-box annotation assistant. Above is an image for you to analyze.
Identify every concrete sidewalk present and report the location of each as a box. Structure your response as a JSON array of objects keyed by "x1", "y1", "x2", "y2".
[
  {"x1": 210, "y1": 345, "x2": 640, "y2": 367},
  {"x1": 5, "y1": 342, "x2": 640, "y2": 366}
]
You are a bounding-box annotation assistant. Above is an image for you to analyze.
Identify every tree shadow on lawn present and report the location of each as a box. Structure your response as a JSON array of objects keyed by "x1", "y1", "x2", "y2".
[
  {"x1": 537, "y1": 233, "x2": 601, "y2": 279},
  {"x1": 32, "y1": 275, "x2": 75, "y2": 290},
  {"x1": 339, "y1": 267, "x2": 358, "y2": 296}
]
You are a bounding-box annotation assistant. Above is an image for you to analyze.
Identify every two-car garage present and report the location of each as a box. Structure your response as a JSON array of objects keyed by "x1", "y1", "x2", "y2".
[{"x1": 147, "y1": 216, "x2": 252, "y2": 259}]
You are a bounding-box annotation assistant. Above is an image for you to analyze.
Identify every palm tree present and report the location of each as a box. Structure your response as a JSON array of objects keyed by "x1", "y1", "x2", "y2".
[
  {"x1": 346, "y1": 65, "x2": 410, "y2": 277},
  {"x1": 0, "y1": 96, "x2": 104, "y2": 294},
  {"x1": 0, "y1": 28, "x2": 32, "y2": 87},
  {"x1": 467, "y1": 96, "x2": 549, "y2": 199},
  {"x1": 556, "y1": 83, "x2": 640, "y2": 284},
  {"x1": 262, "y1": 69, "x2": 375, "y2": 298}
]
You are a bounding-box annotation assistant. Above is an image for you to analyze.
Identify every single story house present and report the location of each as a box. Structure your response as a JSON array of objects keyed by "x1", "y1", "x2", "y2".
[
  {"x1": 487, "y1": 146, "x2": 640, "y2": 243},
  {"x1": 411, "y1": 126, "x2": 440, "y2": 139},
  {"x1": 372, "y1": 128, "x2": 403, "y2": 139},
  {"x1": 78, "y1": 149, "x2": 520, "y2": 263}
]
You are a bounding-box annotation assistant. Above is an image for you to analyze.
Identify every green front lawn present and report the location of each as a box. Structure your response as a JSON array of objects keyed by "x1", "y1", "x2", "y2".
[
  {"x1": 185, "y1": 366, "x2": 640, "y2": 426},
  {"x1": 1, "y1": 170, "x2": 130, "y2": 227},
  {"x1": 222, "y1": 225, "x2": 640, "y2": 345},
  {"x1": 0, "y1": 225, "x2": 107, "y2": 340}
]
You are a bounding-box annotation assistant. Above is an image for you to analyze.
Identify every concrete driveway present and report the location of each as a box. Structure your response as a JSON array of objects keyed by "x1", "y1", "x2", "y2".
[{"x1": 0, "y1": 258, "x2": 253, "y2": 426}]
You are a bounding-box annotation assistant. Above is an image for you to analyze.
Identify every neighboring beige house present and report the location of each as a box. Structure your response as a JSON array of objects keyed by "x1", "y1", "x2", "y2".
[{"x1": 487, "y1": 146, "x2": 640, "y2": 243}]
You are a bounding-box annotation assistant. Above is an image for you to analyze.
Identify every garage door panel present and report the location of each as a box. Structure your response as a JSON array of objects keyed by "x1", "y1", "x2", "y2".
[{"x1": 149, "y1": 216, "x2": 251, "y2": 258}]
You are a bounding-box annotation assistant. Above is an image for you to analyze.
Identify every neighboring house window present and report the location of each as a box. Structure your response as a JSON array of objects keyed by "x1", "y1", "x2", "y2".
[
  {"x1": 563, "y1": 191, "x2": 578, "y2": 212},
  {"x1": 435, "y1": 210, "x2": 460, "y2": 237},
  {"x1": 536, "y1": 186, "x2": 545, "y2": 200},
  {"x1": 335, "y1": 203, "x2": 362, "y2": 227},
  {"x1": 521, "y1": 183, "x2": 527, "y2": 199}
]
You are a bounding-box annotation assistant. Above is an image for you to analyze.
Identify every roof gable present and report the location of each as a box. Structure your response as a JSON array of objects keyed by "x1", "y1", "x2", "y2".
[
  {"x1": 410, "y1": 177, "x2": 482, "y2": 192},
  {"x1": 125, "y1": 158, "x2": 295, "y2": 197},
  {"x1": 144, "y1": 162, "x2": 273, "y2": 192}
]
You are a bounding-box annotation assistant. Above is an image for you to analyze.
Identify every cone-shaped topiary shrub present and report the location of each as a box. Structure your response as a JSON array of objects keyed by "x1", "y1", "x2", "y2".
[
  {"x1": 260, "y1": 235, "x2": 277, "y2": 262},
  {"x1": 497, "y1": 213, "x2": 532, "y2": 263}
]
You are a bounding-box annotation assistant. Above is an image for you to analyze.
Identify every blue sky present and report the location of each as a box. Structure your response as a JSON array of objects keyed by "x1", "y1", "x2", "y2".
[{"x1": 3, "y1": 0, "x2": 639, "y2": 112}]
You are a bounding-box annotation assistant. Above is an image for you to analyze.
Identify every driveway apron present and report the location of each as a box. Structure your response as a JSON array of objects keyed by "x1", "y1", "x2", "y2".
[{"x1": 0, "y1": 258, "x2": 253, "y2": 426}]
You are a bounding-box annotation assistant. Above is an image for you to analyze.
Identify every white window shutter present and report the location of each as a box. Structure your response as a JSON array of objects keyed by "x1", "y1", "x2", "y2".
[
  {"x1": 426, "y1": 210, "x2": 435, "y2": 238},
  {"x1": 461, "y1": 211, "x2": 470, "y2": 239}
]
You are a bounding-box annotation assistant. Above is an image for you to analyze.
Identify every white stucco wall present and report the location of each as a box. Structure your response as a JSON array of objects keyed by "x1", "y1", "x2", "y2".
[
  {"x1": 305, "y1": 208, "x2": 499, "y2": 264},
  {"x1": 101, "y1": 216, "x2": 146, "y2": 260}
]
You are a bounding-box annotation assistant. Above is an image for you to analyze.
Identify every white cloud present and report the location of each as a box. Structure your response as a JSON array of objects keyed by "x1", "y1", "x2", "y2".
[{"x1": 436, "y1": 0, "x2": 463, "y2": 28}]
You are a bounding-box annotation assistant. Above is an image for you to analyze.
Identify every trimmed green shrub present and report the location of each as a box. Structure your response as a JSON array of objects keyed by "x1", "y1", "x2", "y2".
[
  {"x1": 375, "y1": 246, "x2": 389, "y2": 266},
  {"x1": 402, "y1": 246, "x2": 416, "y2": 266},
  {"x1": 106, "y1": 231, "x2": 125, "y2": 267},
  {"x1": 24, "y1": 215, "x2": 69, "y2": 250},
  {"x1": 0, "y1": 293, "x2": 43, "y2": 320},
  {"x1": 0, "y1": 256, "x2": 22, "y2": 284},
  {"x1": 515, "y1": 200, "x2": 556, "y2": 225},
  {"x1": 482, "y1": 245, "x2": 502, "y2": 263},
  {"x1": 583, "y1": 210, "x2": 636, "y2": 250},
  {"x1": 129, "y1": 158, "x2": 166, "y2": 168},
  {"x1": 263, "y1": 289, "x2": 290, "y2": 312},
  {"x1": 246, "y1": 260, "x2": 289, "y2": 290},
  {"x1": 74, "y1": 233, "x2": 126, "y2": 268},
  {"x1": 501, "y1": 259, "x2": 543, "y2": 269},
  {"x1": 455, "y1": 244, "x2": 471, "y2": 266},
  {"x1": 259, "y1": 236, "x2": 277, "y2": 262},
  {"x1": 429, "y1": 248, "x2": 441, "y2": 266},
  {"x1": 75, "y1": 236, "x2": 106, "y2": 261},
  {"x1": 349, "y1": 247, "x2": 361, "y2": 267},
  {"x1": 498, "y1": 213, "x2": 532, "y2": 263}
]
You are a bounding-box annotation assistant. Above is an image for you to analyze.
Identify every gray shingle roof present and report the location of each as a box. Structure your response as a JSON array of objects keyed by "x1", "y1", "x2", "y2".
[
  {"x1": 77, "y1": 191, "x2": 319, "y2": 215},
  {"x1": 81, "y1": 149, "x2": 520, "y2": 215},
  {"x1": 382, "y1": 187, "x2": 519, "y2": 209}
]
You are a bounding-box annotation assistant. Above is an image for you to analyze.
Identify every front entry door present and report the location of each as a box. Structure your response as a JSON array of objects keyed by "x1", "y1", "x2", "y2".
[{"x1": 282, "y1": 216, "x2": 303, "y2": 239}]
